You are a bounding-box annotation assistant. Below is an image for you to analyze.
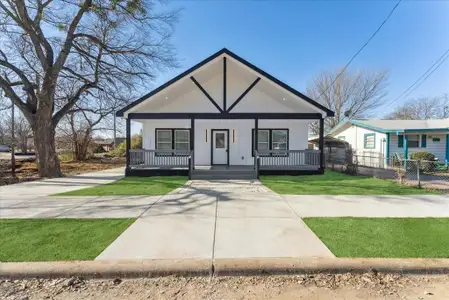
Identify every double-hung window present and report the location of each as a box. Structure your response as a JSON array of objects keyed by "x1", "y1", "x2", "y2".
[
  {"x1": 407, "y1": 135, "x2": 420, "y2": 148},
  {"x1": 156, "y1": 129, "x2": 190, "y2": 155},
  {"x1": 252, "y1": 129, "x2": 289, "y2": 156}
]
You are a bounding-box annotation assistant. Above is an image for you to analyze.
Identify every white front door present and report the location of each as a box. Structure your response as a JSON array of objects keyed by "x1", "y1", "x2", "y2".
[{"x1": 212, "y1": 130, "x2": 228, "y2": 165}]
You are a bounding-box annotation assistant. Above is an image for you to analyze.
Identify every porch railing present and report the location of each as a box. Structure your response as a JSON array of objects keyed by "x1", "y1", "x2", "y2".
[
  {"x1": 254, "y1": 150, "x2": 321, "y2": 171},
  {"x1": 129, "y1": 149, "x2": 192, "y2": 169}
]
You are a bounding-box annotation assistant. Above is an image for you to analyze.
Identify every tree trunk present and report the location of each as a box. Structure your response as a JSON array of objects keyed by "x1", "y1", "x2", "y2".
[{"x1": 32, "y1": 114, "x2": 62, "y2": 178}]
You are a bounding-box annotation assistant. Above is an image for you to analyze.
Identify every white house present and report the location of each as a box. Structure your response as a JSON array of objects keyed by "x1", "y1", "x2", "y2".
[
  {"x1": 327, "y1": 119, "x2": 449, "y2": 164},
  {"x1": 116, "y1": 48, "x2": 334, "y2": 178}
]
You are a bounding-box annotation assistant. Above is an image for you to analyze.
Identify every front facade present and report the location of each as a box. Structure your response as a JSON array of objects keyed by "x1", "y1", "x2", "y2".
[
  {"x1": 117, "y1": 48, "x2": 334, "y2": 178},
  {"x1": 328, "y1": 119, "x2": 449, "y2": 164}
]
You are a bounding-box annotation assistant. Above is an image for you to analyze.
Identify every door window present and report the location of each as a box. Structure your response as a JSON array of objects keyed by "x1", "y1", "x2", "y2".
[{"x1": 215, "y1": 133, "x2": 225, "y2": 148}]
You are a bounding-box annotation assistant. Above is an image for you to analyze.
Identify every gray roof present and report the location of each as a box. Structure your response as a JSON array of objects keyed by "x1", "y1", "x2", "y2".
[
  {"x1": 329, "y1": 119, "x2": 449, "y2": 135},
  {"x1": 353, "y1": 119, "x2": 449, "y2": 130}
]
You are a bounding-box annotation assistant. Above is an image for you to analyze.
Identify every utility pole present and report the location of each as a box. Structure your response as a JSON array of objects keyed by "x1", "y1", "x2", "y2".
[{"x1": 11, "y1": 97, "x2": 15, "y2": 176}]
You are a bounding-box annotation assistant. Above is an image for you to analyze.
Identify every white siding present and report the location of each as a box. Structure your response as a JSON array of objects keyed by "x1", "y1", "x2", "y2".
[
  {"x1": 389, "y1": 133, "x2": 447, "y2": 161},
  {"x1": 142, "y1": 119, "x2": 312, "y2": 166},
  {"x1": 334, "y1": 125, "x2": 387, "y2": 156}
]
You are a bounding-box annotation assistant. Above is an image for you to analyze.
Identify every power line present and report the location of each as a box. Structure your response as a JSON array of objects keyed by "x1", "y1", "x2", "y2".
[
  {"x1": 317, "y1": 0, "x2": 402, "y2": 100},
  {"x1": 399, "y1": 49, "x2": 449, "y2": 102}
]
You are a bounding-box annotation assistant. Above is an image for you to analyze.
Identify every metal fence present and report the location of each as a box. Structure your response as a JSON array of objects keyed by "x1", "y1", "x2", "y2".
[{"x1": 326, "y1": 151, "x2": 449, "y2": 191}]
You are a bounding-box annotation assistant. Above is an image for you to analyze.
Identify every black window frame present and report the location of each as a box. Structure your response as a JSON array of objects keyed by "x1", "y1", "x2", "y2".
[
  {"x1": 252, "y1": 128, "x2": 289, "y2": 157},
  {"x1": 155, "y1": 128, "x2": 191, "y2": 156}
]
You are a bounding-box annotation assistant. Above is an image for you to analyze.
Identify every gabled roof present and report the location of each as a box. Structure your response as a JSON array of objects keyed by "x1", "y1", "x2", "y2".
[
  {"x1": 328, "y1": 119, "x2": 449, "y2": 135},
  {"x1": 116, "y1": 48, "x2": 334, "y2": 117}
]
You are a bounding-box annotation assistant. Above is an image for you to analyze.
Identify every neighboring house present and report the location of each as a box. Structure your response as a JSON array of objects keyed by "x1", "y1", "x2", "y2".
[
  {"x1": 116, "y1": 48, "x2": 334, "y2": 178},
  {"x1": 93, "y1": 139, "x2": 115, "y2": 152},
  {"x1": 327, "y1": 119, "x2": 449, "y2": 163}
]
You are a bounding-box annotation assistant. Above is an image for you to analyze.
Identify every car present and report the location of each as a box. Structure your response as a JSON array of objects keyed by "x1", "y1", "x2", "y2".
[{"x1": 0, "y1": 145, "x2": 11, "y2": 152}]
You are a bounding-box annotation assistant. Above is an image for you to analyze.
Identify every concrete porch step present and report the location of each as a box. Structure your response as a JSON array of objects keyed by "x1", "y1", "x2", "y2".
[{"x1": 191, "y1": 170, "x2": 257, "y2": 180}]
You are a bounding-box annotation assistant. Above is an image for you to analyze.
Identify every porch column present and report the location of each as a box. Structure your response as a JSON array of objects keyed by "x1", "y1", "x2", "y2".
[
  {"x1": 254, "y1": 118, "x2": 259, "y2": 154},
  {"x1": 319, "y1": 117, "x2": 324, "y2": 171},
  {"x1": 191, "y1": 118, "x2": 195, "y2": 168},
  {"x1": 125, "y1": 117, "x2": 131, "y2": 173},
  {"x1": 404, "y1": 134, "x2": 408, "y2": 169},
  {"x1": 446, "y1": 134, "x2": 449, "y2": 166},
  {"x1": 386, "y1": 133, "x2": 390, "y2": 167}
]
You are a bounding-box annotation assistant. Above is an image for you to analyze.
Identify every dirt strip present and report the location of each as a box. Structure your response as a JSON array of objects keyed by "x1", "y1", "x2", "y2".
[{"x1": 1, "y1": 258, "x2": 449, "y2": 280}]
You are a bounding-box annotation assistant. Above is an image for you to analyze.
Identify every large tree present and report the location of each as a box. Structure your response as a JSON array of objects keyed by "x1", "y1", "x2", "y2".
[
  {"x1": 307, "y1": 69, "x2": 389, "y2": 134},
  {"x1": 385, "y1": 95, "x2": 448, "y2": 120},
  {"x1": 0, "y1": 0, "x2": 178, "y2": 177}
]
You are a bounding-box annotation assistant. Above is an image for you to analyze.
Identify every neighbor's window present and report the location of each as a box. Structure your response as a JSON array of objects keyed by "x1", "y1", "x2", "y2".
[
  {"x1": 408, "y1": 135, "x2": 420, "y2": 148},
  {"x1": 364, "y1": 133, "x2": 375, "y2": 149}
]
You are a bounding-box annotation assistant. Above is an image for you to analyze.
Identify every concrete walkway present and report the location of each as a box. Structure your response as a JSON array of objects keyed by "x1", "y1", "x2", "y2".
[
  {"x1": 282, "y1": 194, "x2": 449, "y2": 217},
  {"x1": 96, "y1": 180, "x2": 335, "y2": 260},
  {"x1": 0, "y1": 168, "x2": 124, "y2": 209}
]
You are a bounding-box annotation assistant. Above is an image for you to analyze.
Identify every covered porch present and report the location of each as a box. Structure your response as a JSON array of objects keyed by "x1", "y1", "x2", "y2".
[{"x1": 124, "y1": 113, "x2": 326, "y2": 179}]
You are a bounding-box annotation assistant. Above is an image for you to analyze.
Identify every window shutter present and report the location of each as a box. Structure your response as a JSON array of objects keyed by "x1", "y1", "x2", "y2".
[
  {"x1": 398, "y1": 135, "x2": 404, "y2": 148},
  {"x1": 421, "y1": 135, "x2": 427, "y2": 148}
]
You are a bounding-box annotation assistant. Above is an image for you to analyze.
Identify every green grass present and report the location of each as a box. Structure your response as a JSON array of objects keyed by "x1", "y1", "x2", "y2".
[
  {"x1": 55, "y1": 176, "x2": 188, "y2": 196},
  {"x1": 0, "y1": 219, "x2": 135, "y2": 262},
  {"x1": 304, "y1": 217, "x2": 449, "y2": 258},
  {"x1": 260, "y1": 171, "x2": 437, "y2": 195}
]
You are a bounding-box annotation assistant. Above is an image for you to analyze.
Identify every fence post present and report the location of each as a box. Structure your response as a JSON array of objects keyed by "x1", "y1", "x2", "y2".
[{"x1": 416, "y1": 160, "x2": 421, "y2": 188}]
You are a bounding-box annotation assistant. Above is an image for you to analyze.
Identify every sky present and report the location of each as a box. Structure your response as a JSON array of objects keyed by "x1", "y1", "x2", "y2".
[{"x1": 146, "y1": 0, "x2": 449, "y2": 117}]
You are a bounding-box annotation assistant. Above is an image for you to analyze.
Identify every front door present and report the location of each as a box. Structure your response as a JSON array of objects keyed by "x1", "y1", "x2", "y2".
[{"x1": 212, "y1": 130, "x2": 228, "y2": 165}]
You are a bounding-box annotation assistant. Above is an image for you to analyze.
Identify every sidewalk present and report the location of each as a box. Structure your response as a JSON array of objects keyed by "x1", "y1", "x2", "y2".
[{"x1": 0, "y1": 168, "x2": 124, "y2": 206}]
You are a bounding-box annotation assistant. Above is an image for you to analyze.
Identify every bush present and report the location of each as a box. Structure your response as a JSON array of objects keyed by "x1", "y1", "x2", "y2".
[
  {"x1": 410, "y1": 151, "x2": 437, "y2": 172},
  {"x1": 109, "y1": 142, "x2": 126, "y2": 157},
  {"x1": 93, "y1": 145, "x2": 106, "y2": 154},
  {"x1": 410, "y1": 151, "x2": 436, "y2": 161}
]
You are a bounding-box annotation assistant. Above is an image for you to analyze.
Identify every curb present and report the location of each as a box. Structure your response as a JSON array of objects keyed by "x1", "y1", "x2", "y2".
[{"x1": 1, "y1": 258, "x2": 449, "y2": 279}]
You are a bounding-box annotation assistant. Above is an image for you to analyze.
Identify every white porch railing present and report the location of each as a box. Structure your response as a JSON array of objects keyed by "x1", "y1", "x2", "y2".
[
  {"x1": 129, "y1": 149, "x2": 192, "y2": 169},
  {"x1": 254, "y1": 150, "x2": 321, "y2": 171}
]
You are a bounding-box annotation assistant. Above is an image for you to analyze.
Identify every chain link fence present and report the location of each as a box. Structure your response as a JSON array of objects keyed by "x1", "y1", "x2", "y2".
[{"x1": 326, "y1": 149, "x2": 449, "y2": 191}]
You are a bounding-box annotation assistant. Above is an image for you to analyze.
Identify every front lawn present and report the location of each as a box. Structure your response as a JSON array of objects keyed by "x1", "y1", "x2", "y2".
[
  {"x1": 54, "y1": 176, "x2": 188, "y2": 196},
  {"x1": 0, "y1": 219, "x2": 135, "y2": 262},
  {"x1": 304, "y1": 217, "x2": 449, "y2": 258},
  {"x1": 260, "y1": 171, "x2": 437, "y2": 195}
]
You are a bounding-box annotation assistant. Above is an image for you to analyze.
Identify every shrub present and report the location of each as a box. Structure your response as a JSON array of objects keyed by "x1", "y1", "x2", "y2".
[
  {"x1": 410, "y1": 151, "x2": 436, "y2": 162},
  {"x1": 93, "y1": 145, "x2": 106, "y2": 153},
  {"x1": 109, "y1": 142, "x2": 126, "y2": 157},
  {"x1": 410, "y1": 151, "x2": 436, "y2": 172}
]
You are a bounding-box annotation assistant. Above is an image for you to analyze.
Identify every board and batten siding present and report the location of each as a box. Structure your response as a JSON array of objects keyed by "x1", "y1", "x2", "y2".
[
  {"x1": 389, "y1": 133, "x2": 447, "y2": 162},
  {"x1": 141, "y1": 119, "x2": 312, "y2": 166},
  {"x1": 334, "y1": 125, "x2": 387, "y2": 156}
]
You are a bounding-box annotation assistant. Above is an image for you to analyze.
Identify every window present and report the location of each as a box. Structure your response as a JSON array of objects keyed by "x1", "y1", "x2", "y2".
[
  {"x1": 407, "y1": 135, "x2": 420, "y2": 148},
  {"x1": 156, "y1": 130, "x2": 172, "y2": 150},
  {"x1": 337, "y1": 136, "x2": 346, "y2": 141},
  {"x1": 252, "y1": 129, "x2": 289, "y2": 156},
  {"x1": 175, "y1": 130, "x2": 190, "y2": 150},
  {"x1": 364, "y1": 133, "x2": 375, "y2": 149},
  {"x1": 272, "y1": 130, "x2": 288, "y2": 150},
  {"x1": 156, "y1": 129, "x2": 190, "y2": 155}
]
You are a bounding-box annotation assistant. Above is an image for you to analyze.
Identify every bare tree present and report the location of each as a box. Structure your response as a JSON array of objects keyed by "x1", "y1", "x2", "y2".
[
  {"x1": 57, "y1": 91, "x2": 128, "y2": 160},
  {"x1": 307, "y1": 69, "x2": 389, "y2": 134},
  {"x1": 385, "y1": 95, "x2": 449, "y2": 120},
  {"x1": 0, "y1": 0, "x2": 179, "y2": 177}
]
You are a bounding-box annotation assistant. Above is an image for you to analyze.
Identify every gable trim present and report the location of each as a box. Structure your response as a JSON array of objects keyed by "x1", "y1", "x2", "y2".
[
  {"x1": 226, "y1": 77, "x2": 261, "y2": 112},
  {"x1": 190, "y1": 76, "x2": 223, "y2": 113},
  {"x1": 116, "y1": 48, "x2": 334, "y2": 117}
]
